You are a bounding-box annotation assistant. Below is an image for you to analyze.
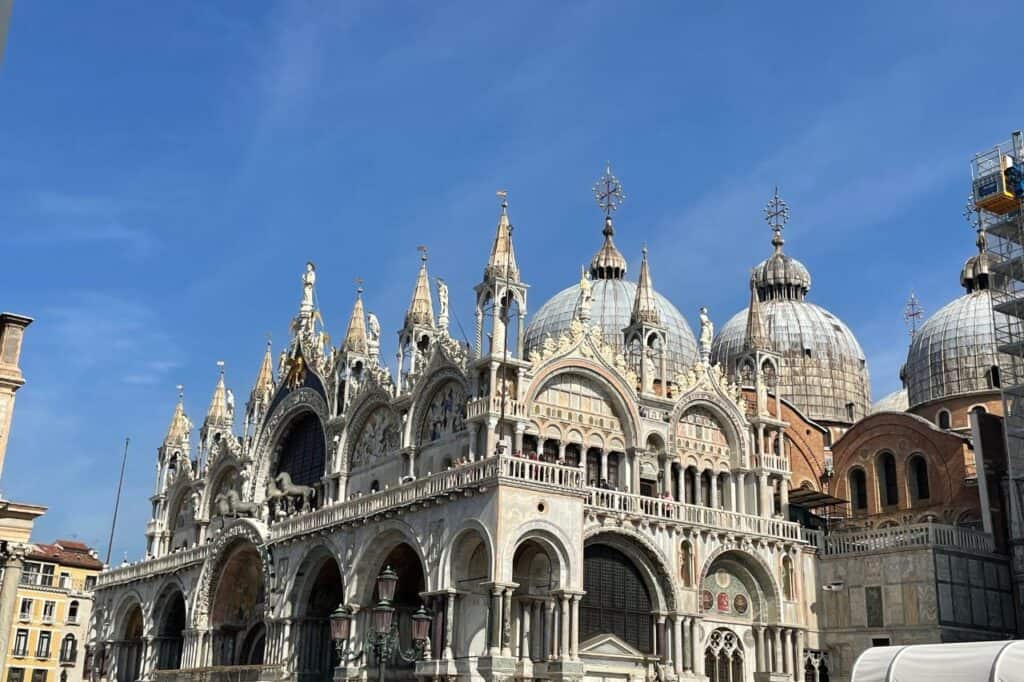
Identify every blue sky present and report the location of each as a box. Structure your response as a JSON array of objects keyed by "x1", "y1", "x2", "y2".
[{"x1": 1, "y1": 1, "x2": 1021, "y2": 562}]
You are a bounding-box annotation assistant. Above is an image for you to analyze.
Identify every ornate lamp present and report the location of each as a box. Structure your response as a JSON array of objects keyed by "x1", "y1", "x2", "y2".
[
  {"x1": 376, "y1": 566, "x2": 398, "y2": 602},
  {"x1": 372, "y1": 600, "x2": 395, "y2": 636},
  {"x1": 410, "y1": 605, "x2": 432, "y2": 644},
  {"x1": 330, "y1": 605, "x2": 353, "y2": 647}
]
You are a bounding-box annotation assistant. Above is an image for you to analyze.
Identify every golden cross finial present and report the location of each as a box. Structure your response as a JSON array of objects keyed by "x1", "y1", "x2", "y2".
[
  {"x1": 216, "y1": 360, "x2": 225, "y2": 375},
  {"x1": 354, "y1": 277, "x2": 364, "y2": 295},
  {"x1": 497, "y1": 189, "x2": 508, "y2": 212},
  {"x1": 904, "y1": 292, "x2": 924, "y2": 337},
  {"x1": 265, "y1": 333, "x2": 272, "y2": 351},
  {"x1": 593, "y1": 163, "x2": 625, "y2": 217},
  {"x1": 176, "y1": 384, "x2": 184, "y2": 401},
  {"x1": 417, "y1": 245, "x2": 428, "y2": 263}
]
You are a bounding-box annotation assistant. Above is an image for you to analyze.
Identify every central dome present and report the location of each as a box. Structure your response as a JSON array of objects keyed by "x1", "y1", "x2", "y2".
[{"x1": 525, "y1": 278, "x2": 699, "y2": 372}]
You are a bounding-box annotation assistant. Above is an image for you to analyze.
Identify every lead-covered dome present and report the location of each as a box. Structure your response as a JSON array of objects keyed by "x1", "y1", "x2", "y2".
[
  {"x1": 712, "y1": 197, "x2": 871, "y2": 425},
  {"x1": 905, "y1": 230, "x2": 1006, "y2": 408},
  {"x1": 525, "y1": 212, "x2": 698, "y2": 373}
]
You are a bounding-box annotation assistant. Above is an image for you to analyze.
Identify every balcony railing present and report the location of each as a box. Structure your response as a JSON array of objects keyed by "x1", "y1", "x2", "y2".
[
  {"x1": 586, "y1": 488, "x2": 802, "y2": 542},
  {"x1": 815, "y1": 522, "x2": 996, "y2": 556},
  {"x1": 466, "y1": 397, "x2": 527, "y2": 420},
  {"x1": 152, "y1": 665, "x2": 283, "y2": 682},
  {"x1": 756, "y1": 453, "x2": 790, "y2": 474},
  {"x1": 96, "y1": 543, "x2": 209, "y2": 589}
]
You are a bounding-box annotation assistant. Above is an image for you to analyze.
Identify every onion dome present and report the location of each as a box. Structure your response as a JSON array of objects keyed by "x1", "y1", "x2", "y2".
[
  {"x1": 712, "y1": 189, "x2": 871, "y2": 425},
  {"x1": 525, "y1": 165, "x2": 698, "y2": 372},
  {"x1": 904, "y1": 229, "x2": 1005, "y2": 409}
]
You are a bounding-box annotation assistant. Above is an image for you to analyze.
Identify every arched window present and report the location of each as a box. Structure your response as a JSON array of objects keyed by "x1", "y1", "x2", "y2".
[
  {"x1": 782, "y1": 556, "x2": 794, "y2": 600},
  {"x1": 679, "y1": 541, "x2": 693, "y2": 587},
  {"x1": 704, "y1": 629, "x2": 743, "y2": 682},
  {"x1": 848, "y1": 468, "x2": 868, "y2": 511},
  {"x1": 67, "y1": 600, "x2": 79, "y2": 623},
  {"x1": 908, "y1": 455, "x2": 930, "y2": 502},
  {"x1": 581, "y1": 544, "x2": 653, "y2": 653},
  {"x1": 275, "y1": 412, "x2": 326, "y2": 488},
  {"x1": 937, "y1": 409, "x2": 951, "y2": 430},
  {"x1": 60, "y1": 634, "x2": 76, "y2": 663},
  {"x1": 877, "y1": 452, "x2": 898, "y2": 508}
]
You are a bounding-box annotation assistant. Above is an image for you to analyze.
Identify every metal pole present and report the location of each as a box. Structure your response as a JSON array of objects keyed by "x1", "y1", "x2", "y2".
[{"x1": 106, "y1": 437, "x2": 130, "y2": 565}]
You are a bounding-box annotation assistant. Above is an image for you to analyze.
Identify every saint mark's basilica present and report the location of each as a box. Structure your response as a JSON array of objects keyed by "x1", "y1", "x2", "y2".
[{"x1": 84, "y1": 168, "x2": 1019, "y2": 682}]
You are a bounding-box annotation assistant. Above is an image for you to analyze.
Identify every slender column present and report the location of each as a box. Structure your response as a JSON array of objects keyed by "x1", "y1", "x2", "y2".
[
  {"x1": 0, "y1": 548, "x2": 26, "y2": 674},
  {"x1": 754, "y1": 625, "x2": 765, "y2": 673},
  {"x1": 623, "y1": 451, "x2": 632, "y2": 492},
  {"x1": 662, "y1": 457, "x2": 672, "y2": 493},
  {"x1": 570, "y1": 594, "x2": 581, "y2": 660},
  {"x1": 558, "y1": 441, "x2": 566, "y2": 463},
  {"x1": 443, "y1": 592, "x2": 456, "y2": 659},
  {"x1": 682, "y1": 617, "x2": 692, "y2": 672},
  {"x1": 600, "y1": 449, "x2": 609, "y2": 481},
  {"x1": 795, "y1": 629, "x2": 806, "y2": 682},
  {"x1": 468, "y1": 423, "x2": 479, "y2": 461},
  {"x1": 782, "y1": 628, "x2": 792, "y2": 674},
  {"x1": 559, "y1": 594, "x2": 570, "y2": 660},
  {"x1": 696, "y1": 470, "x2": 705, "y2": 506},
  {"x1": 486, "y1": 418, "x2": 498, "y2": 458},
  {"x1": 737, "y1": 472, "x2": 747, "y2": 514},
  {"x1": 544, "y1": 598, "x2": 556, "y2": 660},
  {"x1": 531, "y1": 600, "x2": 543, "y2": 662},
  {"x1": 518, "y1": 599, "x2": 529, "y2": 661},
  {"x1": 780, "y1": 478, "x2": 790, "y2": 519},
  {"x1": 475, "y1": 308, "x2": 484, "y2": 357},
  {"x1": 773, "y1": 627, "x2": 782, "y2": 673},
  {"x1": 514, "y1": 425, "x2": 525, "y2": 455},
  {"x1": 502, "y1": 587, "x2": 514, "y2": 657},
  {"x1": 489, "y1": 586, "x2": 502, "y2": 656},
  {"x1": 691, "y1": 618, "x2": 704, "y2": 675},
  {"x1": 656, "y1": 615, "x2": 668, "y2": 664},
  {"x1": 516, "y1": 313, "x2": 525, "y2": 359},
  {"x1": 759, "y1": 472, "x2": 770, "y2": 517},
  {"x1": 729, "y1": 473, "x2": 738, "y2": 511},
  {"x1": 710, "y1": 474, "x2": 720, "y2": 508},
  {"x1": 672, "y1": 616, "x2": 683, "y2": 675}
]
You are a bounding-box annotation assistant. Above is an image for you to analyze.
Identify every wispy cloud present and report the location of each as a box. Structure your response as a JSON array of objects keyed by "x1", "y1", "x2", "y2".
[{"x1": 45, "y1": 292, "x2": 182, "y2": 385}]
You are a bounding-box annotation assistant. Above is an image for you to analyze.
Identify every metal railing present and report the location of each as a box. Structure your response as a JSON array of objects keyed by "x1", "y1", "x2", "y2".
[
  {"x1": 586, "y1": 488, "x2": 802, "y2": 541},
  {"x1": 816, "y1": 522, "x2": 995, "y2": 556},
  {"x1": 152, "y1": 665, "x2": 283, "y2": 682}
]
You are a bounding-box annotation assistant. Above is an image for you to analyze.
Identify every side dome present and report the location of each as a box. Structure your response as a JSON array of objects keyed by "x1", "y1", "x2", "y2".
[
  {"x1": 871, "y1": 388, "x2": 909, "y2": 414},
  {"x1": 904, "y1": 229, "x2": 1007, "y2": 410},
  {"x1": 525, "y1": 279, "x2": 698, "y2": 373},
  {"x1": 712, "y1": 300, "x2": 870, "y2": 423},
  {"x1": 712, "y1": 190, "x2": 871, "y2": 425}
]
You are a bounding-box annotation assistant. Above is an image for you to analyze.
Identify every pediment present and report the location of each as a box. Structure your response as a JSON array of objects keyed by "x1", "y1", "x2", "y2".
[{"x1": 580, "y1": 633, "x2": 645, "y2": 660}]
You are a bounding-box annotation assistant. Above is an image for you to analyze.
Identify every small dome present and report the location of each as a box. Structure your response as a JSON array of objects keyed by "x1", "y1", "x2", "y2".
[
  {"x1": 905, "y1": 230, "x2": 1007, "y2": 409},
  {"x1": 525, "y1": 279, "x2": 698, "y2": 373},
  {"x1": 871, "y1": 388, "x2": 908, "y2": 414},
  {"x1": 712, "y1": 301, "x2": 871, "y2": 424},
  {"x1": 752, "y1": 251, "x2": 812, "y2": 300}
]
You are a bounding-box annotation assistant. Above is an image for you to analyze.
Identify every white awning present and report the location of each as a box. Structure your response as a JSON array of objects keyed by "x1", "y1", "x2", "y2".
[{"x1": 852, "y1": 641, "x2": 1024, "y2": 681}]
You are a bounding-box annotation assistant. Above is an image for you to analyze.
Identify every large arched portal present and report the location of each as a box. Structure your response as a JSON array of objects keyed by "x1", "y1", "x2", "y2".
[
  {"x1": 511, "y1": 538, "x2": 563, "y2": 662},
  {"x1": 210, "y1": 543, "x2": 266, "y2": 666},
  {"x1": 274, "y1": 411, "x2": 327, "y2": 504},
  {"x1": 116, "y1": 603, "x2": 144, "y2": 682},
  {"x1": 580, "y1": 544, "x2": 653, "y2": 654},
  {"x1": 154, "y1": 589, "x2": 186, "y2": 670},
  {"x1": 293, "y1": 553, "x2": 344, "y2": 682}
]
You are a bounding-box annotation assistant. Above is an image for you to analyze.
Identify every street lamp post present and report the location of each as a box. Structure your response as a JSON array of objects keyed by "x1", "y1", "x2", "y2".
[{"x1": 330, "y1": 566, "x2": 432, "y2": 681}]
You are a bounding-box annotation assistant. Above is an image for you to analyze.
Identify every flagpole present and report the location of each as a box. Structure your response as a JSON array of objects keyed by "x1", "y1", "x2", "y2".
[{"x1": 105, "y1": 437, "x2": 130, "y2": 566}]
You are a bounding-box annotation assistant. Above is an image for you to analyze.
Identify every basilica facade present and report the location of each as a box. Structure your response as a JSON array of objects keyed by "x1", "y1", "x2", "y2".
[{"x1": 85, "y1": 173, "x2": 1015, "y2": 682}]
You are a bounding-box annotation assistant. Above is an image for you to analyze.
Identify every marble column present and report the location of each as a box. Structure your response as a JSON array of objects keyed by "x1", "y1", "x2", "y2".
[
  {"x1": 558, "y1": 441, "x2": 566, "y2": 463},
  {"x1": 532, "y1": 600, "x2": 543, "y2": 662},
  {"x1": 662, "y1": 457, "x2": 672, "y2": 493},
  {"x1": 672, "y1": 616, "x2": 683, "y2": 675},
  {"x1": 691, "y1": 618, "x2": 704, "y2": 676},
  {"x1": 520, "y1": 599, "x2": 531, "y2": 661},
  {"x1": 443, "y1": 592, "x2": 456, "y2": 660},
  {"x1": 759, "y1": 472, "x2": 770, "y2": 517},
  {"x1": 794, "y1": 630, "x2": 805, "y2": 682},
  {"x1": 600, "y1": 449, "x2": 609, "y2": 482},
  {"x1": 559, "y1": 594, "x2": 570, "y2": 660},
  {"x1": 782, "y1": 628, "x2": 792, "y2": 675},
  {"x1": 696, "y1": 470, "x2": 705, "y2": 506},
  {"x1": 489, "y1": 587, "x2": 502, "y2": 656},
  {"x1": 682, "y1": 617, "x2": 692, "y2": 672},
  {"x1": 773, "y1": 628, "x2": 782, "y2": 674},
  {"x1": 544, "y1": 598, "x2": 556, "y2": 661},
  {"x1": 710, "y1": 474, "x2": 719, "y2": 508},
  {"x1": 780, "y1": 479, "x2": 790, "y2": 519},
  {"x1": 502, "y1": 587, "x2": 514, "y2": 657},
  {"x1": 570, "y1": 594, "x2": 581, "y2": 661},
  {"x1": 754, "y1": 625, "x2": 765, "y2": 673},
  {"x1": 514, "y1": 425, "x2": 525, "y2": 455},
  {"x1": 656, "y1": 616, "x2": 667, "y2": 664},
  {"x1": 0, "y1": 548, "x2": 25, "y2": 675},
  {"x1": 468, "y1": 423, "x2": 479, "y2": 461}
]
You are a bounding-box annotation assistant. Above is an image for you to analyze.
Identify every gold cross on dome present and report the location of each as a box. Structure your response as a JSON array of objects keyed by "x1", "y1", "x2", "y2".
[{"x1": 593, "y1": 163, "x2": 625, "y2": 217}]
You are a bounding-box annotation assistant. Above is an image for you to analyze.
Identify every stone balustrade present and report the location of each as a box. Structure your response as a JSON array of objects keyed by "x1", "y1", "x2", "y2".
[
  {"x1": 96, "y1": 544, "x2": 209, "y2": 589},
  {"x1": 466, "y1": 396, "x2": 528, "y2": 420},
  {"x1": 586, "y1": 488, "x2": 803, "y2": 542},
  {"x1": 756, "y1": 453, "x2": 790, "y2": 474},
  {"x1": 152, "y1": 664, "x2": 283, "y2": 682},
  {"x1": 811, "y1": 522, "x2": 995, "y2": 556}
]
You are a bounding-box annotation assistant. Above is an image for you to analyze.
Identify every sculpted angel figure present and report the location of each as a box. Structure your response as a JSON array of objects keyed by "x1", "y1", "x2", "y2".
[
  {"x1": 437, "y1": 279, "x2": 449, "y2": 322},
  {"x1": 367, "y1": 313, "x2": 381, "y2": 343},
  {"x1": 578, "y1": 266, "x2": 593, "y2": 320},
  {"x1": 699, "y1": 306, "x2": 714, "y2": 358}
]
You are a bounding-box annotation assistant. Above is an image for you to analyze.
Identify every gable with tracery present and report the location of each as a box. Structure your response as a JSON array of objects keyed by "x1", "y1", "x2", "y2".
[
  {"x1": 349, "y1": 405, "x2": 400, "y2": 469},
  {"x1": 417, "y1": 381, "x2": 467, "y2": 445}
]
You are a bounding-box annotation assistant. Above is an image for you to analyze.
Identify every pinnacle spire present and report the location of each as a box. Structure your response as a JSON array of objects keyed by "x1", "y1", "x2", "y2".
[
  {"x1": 744, "y1": 278, "x2": 770, "y2": 352},
  {"x1": 485, "y1": 192, "x2": 519, "y2": 282},
  {"x1": 205, "y1": 361, "x2": 230, "y2": 423},
  {"x1": 342, "y1": 284, "x2": 369, "y2": 353},
  {"x1": 253, "y1": 338, "x2": 275, "y2": 399},
  {"x1": 164, "y1": 385, "x2": 192, "y2": 444},
  {"x1": 405, "y1": 247, "x2": 435, "y2": 328},
  {"x1": 631, "y1": 247, "x2": 659, "y2": 325}
]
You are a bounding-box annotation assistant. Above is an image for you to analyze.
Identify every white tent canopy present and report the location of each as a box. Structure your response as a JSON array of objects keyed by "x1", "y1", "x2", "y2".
[{"x1": 852, "y1": 641, "x2": 1024, "y2": 681}]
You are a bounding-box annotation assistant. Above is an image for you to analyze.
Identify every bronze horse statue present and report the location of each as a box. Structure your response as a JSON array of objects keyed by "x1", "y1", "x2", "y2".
[
  {"x1": 214, "y1": 489, "x2": 259, "y2": 518},
  {"x1": 265, "y1": 472, "x2": 316, "y2": 516}
]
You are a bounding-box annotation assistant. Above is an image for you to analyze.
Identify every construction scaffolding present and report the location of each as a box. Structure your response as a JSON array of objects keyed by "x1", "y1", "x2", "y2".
[{"x1": 973, "y1": 131, "x2": 1024, "y2": 619}]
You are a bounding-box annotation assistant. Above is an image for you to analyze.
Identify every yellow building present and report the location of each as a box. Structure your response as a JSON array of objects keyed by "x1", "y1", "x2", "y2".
[{"x1": 5, "y1": 541, "x2": 101, "y2": 682}]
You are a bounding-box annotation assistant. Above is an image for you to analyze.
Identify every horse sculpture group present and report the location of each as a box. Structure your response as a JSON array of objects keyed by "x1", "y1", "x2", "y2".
[{"x1": 212, "y1": 472, "x2": 317, "y2": 521}]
